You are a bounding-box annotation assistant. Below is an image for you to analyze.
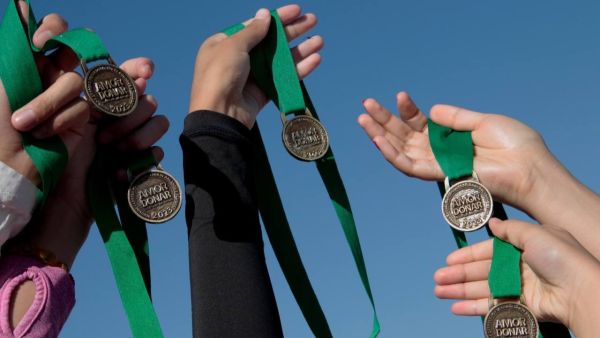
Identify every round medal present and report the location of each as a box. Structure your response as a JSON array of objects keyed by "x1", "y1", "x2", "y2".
[
  {"x1": 441, "y1": 179, "x2": 493, "y2": 232},
  {"x1": 84, "y1": 63, "x2": 138, "y2": 117},
  {"x1": 282, "y1": 115, "x2": 329, "y2": 161},
  {"x1": 484, "y1": 302, "x2": 538, "y2": 338},
  {"x1": 127, "y1": 170, "x2": 182, "y2": 224}
]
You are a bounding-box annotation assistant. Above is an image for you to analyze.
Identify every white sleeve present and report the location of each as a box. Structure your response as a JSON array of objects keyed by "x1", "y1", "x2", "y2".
[{"x1": 0, "y1": 161, "x2": 39, "y2": 248}]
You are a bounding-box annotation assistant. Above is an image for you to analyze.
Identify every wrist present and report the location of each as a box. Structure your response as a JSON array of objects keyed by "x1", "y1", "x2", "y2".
[
  {"x1": 568, "y1": 260, "x2": 600, "y2": 337},
  {"x1": 190, "y1": 99, "x2": 256, "y2": 130}
]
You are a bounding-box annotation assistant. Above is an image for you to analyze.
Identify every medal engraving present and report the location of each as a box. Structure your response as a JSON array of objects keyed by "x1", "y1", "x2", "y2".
[
  {"x1": 127, "y1": 170, "x2": 182, "y2": 223},
  {"x1": 282, "y1": 115, "x2": 329, "y2": 161},
  {"x1": 84, "y1": 64, "x2": 138, "y2": 117},
  {"x1": 484, "y1": 302, "x2": 538, "y2": 338},
  {"x1": 442, "y1": 179, "x2": 493, "y2": 232}
]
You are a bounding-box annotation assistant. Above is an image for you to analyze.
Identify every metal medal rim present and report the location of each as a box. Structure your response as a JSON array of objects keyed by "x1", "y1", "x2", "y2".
[
  {"x1": 127, "y1": 169, "x2": 182, "y2": 224},
  {"x1": 483, "y1": 302, "x2": 539, "y2": 338},
  {"x1": 441, "y1": 175, "x2": 493, "y2": 232},
  {"x1": 281, "y1": 113, "x2": 330, "y2": 162},
  {"x1": 83, "y1": 61, "x2": 139, "y2": 117}
]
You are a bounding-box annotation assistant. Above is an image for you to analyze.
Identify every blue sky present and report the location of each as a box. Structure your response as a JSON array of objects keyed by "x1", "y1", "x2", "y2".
[{"x1": 6, "y1": 0, "x2": 600, "y2": 337}]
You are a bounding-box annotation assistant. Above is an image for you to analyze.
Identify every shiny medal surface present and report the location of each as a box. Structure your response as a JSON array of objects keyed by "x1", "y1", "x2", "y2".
[
  {"x1": 281, "y1": 109, "x2": 330, "y2": 162},
  {"x1": 83, "y1": 57, "x2": 138, "y2": 117},
  {"x1": 441, "y1": 172, "x2": 493, "y2": 232},
  {"x1": 127, "y1": 166, "x2": 182, "y2": 224},
  {"x1": 484, "y1": 301, "x2": 539, "y2": 338}
]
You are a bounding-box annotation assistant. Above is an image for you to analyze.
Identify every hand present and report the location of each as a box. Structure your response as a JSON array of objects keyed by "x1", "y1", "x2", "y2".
[
  {"x1": 189, "y1": 4, "x2": 323, "y2": 128},
  {"x1": 358, "y1": 92, "x2": 600, "y2": 259},
  {"x1": 0, "y1": 3, "x2": 89, "y2": 184},
  {"x1": 433, "y1": 218, "x2": 600, "y2": 337},
  {"x1": 25, "y1": 57, "x2": 168, "y2": 268}
]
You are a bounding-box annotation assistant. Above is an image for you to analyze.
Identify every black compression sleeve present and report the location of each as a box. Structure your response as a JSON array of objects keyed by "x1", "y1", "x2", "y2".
[{"x1": 180, "y1": 110, "x2": 283, "y2": 338}]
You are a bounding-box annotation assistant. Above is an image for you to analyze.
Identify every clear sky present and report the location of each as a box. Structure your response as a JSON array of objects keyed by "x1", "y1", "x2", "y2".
[{"x1": 5, "y1": 0, "x2": 600, "y2": 337}]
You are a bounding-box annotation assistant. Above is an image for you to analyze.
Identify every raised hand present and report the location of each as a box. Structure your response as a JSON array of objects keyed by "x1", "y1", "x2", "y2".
[
  {"x1": 0, "y1": 6, "x2": 88, "y2": 184},
  {"x1": 189, "y1": 4, "x2": 323, "y2": 128},
  {"x1": 25, "y1": 57, "x2": 167, "y2": 268},
  {"x1": 358, "y1": 92, "x2": 600, "y2": 259},
  {"x1": 434, "y1": 218, "x2": 600, "y2": 338}
]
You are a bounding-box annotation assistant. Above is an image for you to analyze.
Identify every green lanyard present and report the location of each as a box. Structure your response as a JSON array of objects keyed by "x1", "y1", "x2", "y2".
[
  {"x1": 224, "y1": 11, "x2": 380, "y2": 338},
  {"x1": 428, "y1": 120, "x2": 569, "y2": 337},
  {"x1": 0, "y1": 0, "x2": 67, "y2": 205},
  {"x1": 0, "y1": 1, "x2": 162, "y2": 336}
]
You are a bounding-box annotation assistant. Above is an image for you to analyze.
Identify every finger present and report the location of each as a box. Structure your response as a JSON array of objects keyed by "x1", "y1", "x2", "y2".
[
  {"x1": 296, "y1": 53, "x2": 321, "y2": 80},
  {"x1": 229, "y1": 9, "x2": 271, "y2": 52},
  {"x1": 284, "y1": 13, "x2": 317, "y2": 41},
  {"x1": 372, "y1": 135, "x2": 417, "y2": 173},
  {"x1": 434, "y1": 260, "x2": 492, "y2": 285},
  {"x1": 489, "y1": 218, "x2": 538, "y2": 251},
  {"x1": 16, "y1": 0, "x2": 29, "y2": 25},
  {"x1": 446, "y1": 239, "x2": 493, "y2": 265},
  {"x1": 32, "y1": 13, "x2": 69, "y2": 48},
  {"x1": 115, "y1": 115, "x2": 169, "y2": 152},
  {"x1": 12, "y1": 72, "x2": 83, "y2": 131},
  {"x1": 119, "y1": 57, "x2": 155, "y2": 81},
  {"x1": 114, "y1": 146, "x2": 164, "y2": 183},
  {"x1": 358, "y1": 113, "x2": 387, "y2": 140},
  {"x1": 59, "y1": 122, "x2": 86, "y2": 158},
  {"x1": 276, "y1": 5, "x2": 302, "y2": 25},
  {"x1": 430, "y1": 104, "x2": 486, "y2": 132},
  {"x1": 98, "y1": 95, "x2": 158, "y2": 145},
  {"x1": 397, "y1": 92, "x2": 427, "y2": 131},
  {"x1": 363, "y1": 98, "x2": 412, "y2": 139},
  {"x1": 291, "y1": 36, "x2": 324, "y2": 63},
  {"x1": 31, "y1": 98, "x2": 90, "y2": 139},
  {"x1": 434, "y1": 280, "x2": 490, "y2": 300},
  {"x1": 451, "y1": 299, "x2": 489, "y2": 316}
]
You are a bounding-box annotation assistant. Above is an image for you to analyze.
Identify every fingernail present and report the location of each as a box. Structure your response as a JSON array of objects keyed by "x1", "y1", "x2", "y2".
[
  {"x1": 255, "y1": 8, "x2": 270, "y2": 19},
  {"x1": 141, "y1": 64, "x2": 152, "y2": 78},
  {"x1": 373, "y1": 141, "x2": 380, "y2": 150},
  {"x1": 361, "y1": 99, "x2": 367, "y2": 105},
  {"x1": 12, "y1": 109, "x2": 37, "y2": 130},
  {"x1": 489, "y1": 218, "x2": 500, "y2": 226}
]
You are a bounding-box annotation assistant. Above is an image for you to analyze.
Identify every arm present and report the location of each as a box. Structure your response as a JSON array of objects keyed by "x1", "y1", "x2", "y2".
[
  {"x1": 358, "y1": 92, "x2": 600, "y2": 259},
  {"x1": 181, "y1": 111, "x2": 283, "y2": 337},
  {"x1": 185, "y1": 5, "x2": 323, "y2": 337}
]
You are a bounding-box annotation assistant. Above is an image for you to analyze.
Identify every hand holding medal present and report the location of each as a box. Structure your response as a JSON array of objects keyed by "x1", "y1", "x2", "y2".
[{"x1": 435, "y1": 218, "x2": 600, "y2": 338}]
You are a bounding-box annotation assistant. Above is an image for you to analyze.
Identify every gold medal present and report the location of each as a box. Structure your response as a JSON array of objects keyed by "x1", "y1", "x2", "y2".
[
  {"x1": 441, "y1": 172, "x2": 493, "y2": 232},
  {"x1": 83, "y1": 57, "x2": 138, "y2": 117},
  {"x1": 127, "y1": 167, "x2": 182, "y2": 224},
  {"x1": 484, "y1": 301, "x2": 539, "y2": 338},
  {"x1": 281, "y1": 109, "x2": 329, "y2": 161}
]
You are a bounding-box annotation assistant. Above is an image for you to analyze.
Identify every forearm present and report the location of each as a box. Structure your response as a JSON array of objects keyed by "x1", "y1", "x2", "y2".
[
  {"x1": 180, "y1": 111, "x2": 283, "y2": 338},
  {"x1": 527, "y1": 155, "x2": 600, "y2": 259}
]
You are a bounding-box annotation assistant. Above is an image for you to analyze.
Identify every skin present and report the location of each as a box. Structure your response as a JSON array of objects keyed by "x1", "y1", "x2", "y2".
[
  {"x1": 190, "y1": 5, "x2": 323, "y2": 126},
  {"x1": 358, "y1": 92, "x2": 600, "y2": 260},
  {"x1": 434, "y1": 218, "x2": 600, "y2": 338},
  {"x1": 0, "y1": 6, "x2": 167, "y2": 329}
]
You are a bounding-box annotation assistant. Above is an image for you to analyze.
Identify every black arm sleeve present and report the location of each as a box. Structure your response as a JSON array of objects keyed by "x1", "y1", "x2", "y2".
[{"x1": 180, "y1": 111, "x2": 283, "y2": 338}]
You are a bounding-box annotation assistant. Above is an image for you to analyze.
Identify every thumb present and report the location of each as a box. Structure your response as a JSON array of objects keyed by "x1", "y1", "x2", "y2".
[
  {"x1": 230, "y1": 8, "x2": 271, "y2": 52},
  {"x1": 489, "y1": 218, "x2": 539, "y2": 251}
]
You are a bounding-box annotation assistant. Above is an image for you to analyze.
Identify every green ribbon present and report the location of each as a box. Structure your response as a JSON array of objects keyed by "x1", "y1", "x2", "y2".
[
  {"x1": 224, "y1": 11, "x2": 380, "y2": 337},
  {"x1": 428, "y1": 120, "x2": 569, "y2": 337},
  {"x1": 0, "y1": 0, "x2": 67, "y2": 205},
  {"x1": 88, "y1": 152, "x2": 161, "y2": 337},
  {"x1": 0, "y1": 1, "x2": 161, "y2": 336}
]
